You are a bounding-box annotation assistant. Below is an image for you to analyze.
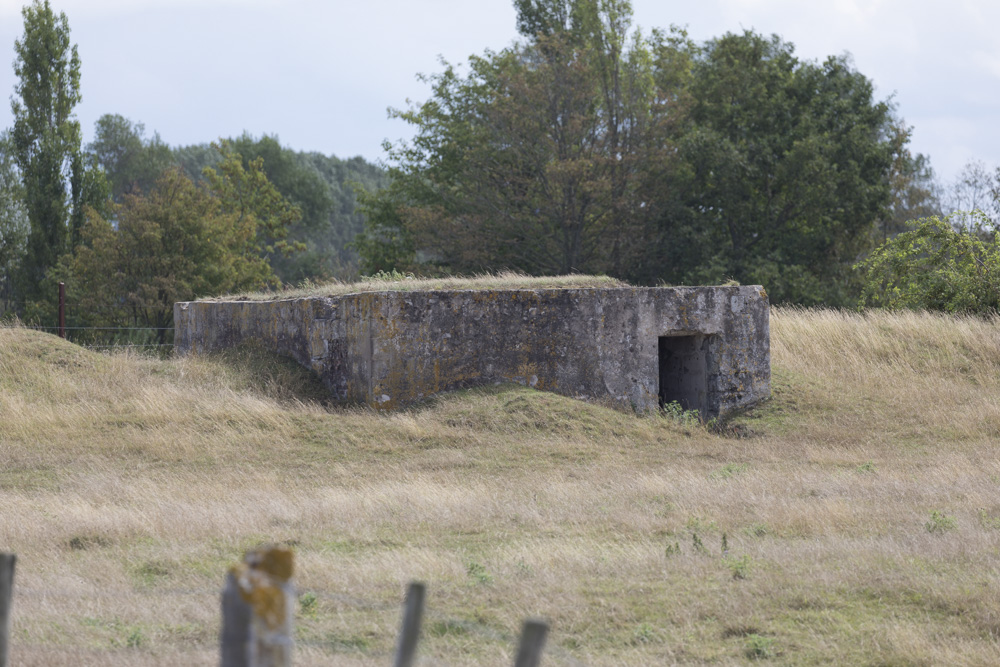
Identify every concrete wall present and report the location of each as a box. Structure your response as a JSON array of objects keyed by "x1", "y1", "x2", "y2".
[{"x1": 174, "y1": 286, "x2": 770, "y2": 417}]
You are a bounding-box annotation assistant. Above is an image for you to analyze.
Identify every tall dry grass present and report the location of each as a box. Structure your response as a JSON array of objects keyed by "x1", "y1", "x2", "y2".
[{"x1": 1, "y1": 308, "x2": 999, "y2": 665}]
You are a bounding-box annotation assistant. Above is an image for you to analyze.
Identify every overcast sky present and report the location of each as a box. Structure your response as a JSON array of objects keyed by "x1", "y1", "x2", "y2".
[{"x1": 1, "y1": 0, "x2": 997, "y2": 186}]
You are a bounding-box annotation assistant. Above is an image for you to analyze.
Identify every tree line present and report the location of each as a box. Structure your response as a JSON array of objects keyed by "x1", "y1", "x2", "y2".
[
  {"x1": 356, "y1": 0, "x2": 1000, "y2": 309},
  {"x1": 0, "y1": 1, "x2": 387, "y2": 340},
  {"x1": 3, "y1": 0, "x2": 1000, "y2": 338}
]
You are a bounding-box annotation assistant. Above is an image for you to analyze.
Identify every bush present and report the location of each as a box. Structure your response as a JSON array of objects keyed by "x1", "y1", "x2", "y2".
[{"x1": 856, "y1": 212, "x2": 1000, "y2": 314}]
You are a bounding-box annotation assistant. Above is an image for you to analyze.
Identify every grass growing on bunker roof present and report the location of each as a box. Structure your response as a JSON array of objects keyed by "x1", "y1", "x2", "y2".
[
  {"x1": 3, "y1": 308, "x2": 1000, "y2": 665},
  {"x1": 205, "y1": 271, "x2": 629, "y2": 301}
]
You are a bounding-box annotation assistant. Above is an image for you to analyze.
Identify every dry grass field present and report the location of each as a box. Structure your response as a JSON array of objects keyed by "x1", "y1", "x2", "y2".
[{"x1": 2, "y1": 307, "x2": 1000, "y2": 665}]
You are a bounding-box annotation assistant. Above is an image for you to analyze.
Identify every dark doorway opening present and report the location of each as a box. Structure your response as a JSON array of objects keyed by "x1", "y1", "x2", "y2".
[{"x1": 658, "y1": 335, "x2": 710, "y2": 417}]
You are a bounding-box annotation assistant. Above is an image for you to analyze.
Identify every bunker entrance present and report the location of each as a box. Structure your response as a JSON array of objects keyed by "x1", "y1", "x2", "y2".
[{"x1": 658, "y1": 335, "x2": 710, "y2": 417}]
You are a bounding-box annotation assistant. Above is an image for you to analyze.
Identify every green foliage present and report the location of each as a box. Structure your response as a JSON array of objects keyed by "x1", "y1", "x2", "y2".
[
  {"x1": 678, "y1": 31, "x2": 895, "y2": 305},
  {"x1": 203, "y1": 141, "x2": 303, "y2": 262},
  {"x1": 744, "y1": 633, "x2": 776, "y2": 660},
  {"x1": 299, "y1": 591, "x2": 318, "y2": 615},
  {"x1": 631, "y1": 622, "x2": 658, "y2": 644},
  {"x1": 711, "y1": 463, "x2": 749, "y2": 480},
  {"x1": 10, "y1": 0, "x2": 84, "y2": 301},
  {"x1": 977, "y1": 508, "x2": 1000, "y2": 530},
  {"x1": 87, "y1": 114, "x2": 174, "y2": 202},
  {"x1": 856, "y1": 460, "x2": 877, "y2": 474},
  {"x1": 465, "y1": 560, "x2": 493, "y2": 585},
  {"x1": 0, "y1": 132, "x2": 29, "y2": 311},
  {"x1": 857, "y1": 213, "x2": 1000, "y2": 314},
  {"x1": 63, "y1": 166, "x2": 289, "y2": 341},
  {"x1": 664, "y1": 541, "x2": 681, "y2": 557},
  {"x1": 225, "y1": 134, "x2": 334, "y2": 282},
  {"x1": 357, "y1": 0, "x2": 686, "y2": 278},
  {"x1": 925, "y1": 510, "x2": 957, "y2": 534},
  {"x1": 359, "y1": 6, "x2": 899, "y2": 307},
  {"x1": 660, "y1": 400, "x2": 703, "y2": 426},
  {"x1": 724, "y1": 554, "x2": 753, "y2": 580},
  {"x1": 877, "y1": 122, "x2": 942, "y2": 242},
  {"x1": 180, "y1": 137, "x2": 389, "y2": 282},
  {"x1": 125, "y1": 628, "x2": 145, "y2": 649}
]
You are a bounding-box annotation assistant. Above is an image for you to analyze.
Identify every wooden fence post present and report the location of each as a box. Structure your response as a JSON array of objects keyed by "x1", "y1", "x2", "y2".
[
  {"x1": 513, "y1": 618, "x2": 549, "y2": 667},
  {"x1": 393, "y1": 582, "x2": 426, "y2": 667},
  {"x1": 220, "y1": 571, "x2": 253, "y2": 667},
  {"x1": 0, "y1": 553, "x2": 15, "y2": 667},
  {"x1": 220, "y1": 547, "x2": 294, "y2": 667}
]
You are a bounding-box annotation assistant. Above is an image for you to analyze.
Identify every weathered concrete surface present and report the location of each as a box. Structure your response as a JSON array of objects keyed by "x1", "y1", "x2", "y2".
[{"x1": 174, "y1": 286, "x2": 770, "y2": 417}]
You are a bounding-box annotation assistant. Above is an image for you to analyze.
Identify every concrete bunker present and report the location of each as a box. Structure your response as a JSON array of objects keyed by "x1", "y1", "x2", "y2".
[{"x1": 174, "y1": 285, "x2": 770, "y2": 418}]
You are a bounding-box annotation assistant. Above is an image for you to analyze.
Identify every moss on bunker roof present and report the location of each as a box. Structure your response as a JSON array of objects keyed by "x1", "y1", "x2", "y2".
[{"x1": 202, "y1": 272, "x2": 631, "y2": 302}]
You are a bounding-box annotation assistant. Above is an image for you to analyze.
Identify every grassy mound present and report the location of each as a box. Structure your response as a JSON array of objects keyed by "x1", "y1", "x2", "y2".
[
  {"x1": 209, "y1": 271, "x2": 628, "y2": 301},
  {"x1": 2, "y1": 310, "x2": 1000, "y2": 665}
]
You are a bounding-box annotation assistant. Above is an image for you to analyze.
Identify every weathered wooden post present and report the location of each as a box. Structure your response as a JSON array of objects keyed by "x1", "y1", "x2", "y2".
[
  {"x1": 393, "y1": 582, "x2": 426, "y2": 667},
  {"x1": 0, "y1": 553, "x2": 15, "y2": 667},
  {"x1": 513, "y1": 618, "x2": 549, "y2": 667},
  {"x1": 220, "y1": 546, "x2": 294, "y2": 667}
]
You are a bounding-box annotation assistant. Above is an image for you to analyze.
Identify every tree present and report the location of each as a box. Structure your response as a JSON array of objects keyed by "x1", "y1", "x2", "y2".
[
  {"x1": 357, "y1": 6, "x2": 902, "y2": 306},
  {"x1": 946, "y1": 160, "x2": 998, "y2": 229},
  {"x1": 64, "y1": 156, "x2": 301, "y2": 341},
  {"x1": 676, "y1": 32, "x2": 897, "y2": 305},
  {"x1": 0, "y1": 132, "x2": 29, "y2": 313},
  {"x1": 202, "y1": 141, "x2": 303, "y2": 275},
  {"x1": 9, "y1": 0, "x2": 86, "y2": 301},
  {"x1": 226, "y1": 134, "x2": 334, "y2": 283},
  {"x1": 176, "y1": 137, "x2": 389, "y2": 281},
  {"x1": 857, "y1": 212, "x2": 1000, "y2": 314},
  {"x1": 87, "y1": 114, "x2": 174, "y2": 202},
  {"x1": 876, "y1": 122, "x2": 942, "y2": 243},
  {"x1": 357, "y1": 0, "x2": 688, "y2": 277}
]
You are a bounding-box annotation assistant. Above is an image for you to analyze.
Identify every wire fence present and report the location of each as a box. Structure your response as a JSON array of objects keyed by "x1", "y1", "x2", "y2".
[
  {"x1": 8, "y1": 571, "x2": 588, "y2": 666},
  {"x1": 20, "y1": 326, "x2": 175, "y2": 351},
  {"x1": 5, "y1": 324, "x2": 176, "y2": 352},
  {"x1": 1, "y1": 284, "x2": 179, "y2": 353}
]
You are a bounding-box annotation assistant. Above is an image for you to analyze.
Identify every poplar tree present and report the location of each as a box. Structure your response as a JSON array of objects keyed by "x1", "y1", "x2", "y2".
[{"x1": 10, "y1": 0, "x2": 84, "y2": 302}]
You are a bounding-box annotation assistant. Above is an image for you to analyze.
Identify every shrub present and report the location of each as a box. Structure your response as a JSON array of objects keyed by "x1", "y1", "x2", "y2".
[{"x1": 856, "y1": 212, "x2": 1000, "y2": 314}]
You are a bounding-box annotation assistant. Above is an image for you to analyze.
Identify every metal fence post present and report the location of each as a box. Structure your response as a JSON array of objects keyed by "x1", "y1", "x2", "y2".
[{"x1": 58, "y1": 282, "x2": 65, "y2": 339}]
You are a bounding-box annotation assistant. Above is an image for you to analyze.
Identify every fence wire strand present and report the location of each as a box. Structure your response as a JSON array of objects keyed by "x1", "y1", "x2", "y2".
[{"x1": 12, "y1": 583, "x2": 588, "y2": 665}]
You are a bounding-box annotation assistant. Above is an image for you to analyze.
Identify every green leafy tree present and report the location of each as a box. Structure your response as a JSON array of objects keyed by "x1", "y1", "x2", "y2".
[
  {"x1": 357, "y1": 0, "x2": 688, "y2": 277},
  {"x1": 176, "y1": 137, "x2": 388, "y2": 281},
  {"x1": 87, "y1": 114, "x2": 174, "y2": 202},
  {"x1": 857, "y1": 212, "x2": 1000, "y2": 314},
  {"x1": 876, "y1": 122, "x2": 942, "y2": 243},
  {"x1": 63, "y1": 159, "x2": 298, "y2": 342},
  {"x1": 677, "y1": 32, "x2": 896, "y2": 305},
  {"x1": 357, "y1": 6, "x2": 900, "y2": 305},
  {"x1": 299, "y1": 152, "x2": 389, "y2": 276},
  {"x1": 9, "y1": 0, "x2": 89, "y2": 301},
  {"x1": 225, "y1": 134, "x2": 334, "y2": 283},
  {"x1": 202, "y1": 141, "x2": 303, "y2": 275},
  {"x1": 0, "y1": 132, "x2": 29, "y2": 313}
]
